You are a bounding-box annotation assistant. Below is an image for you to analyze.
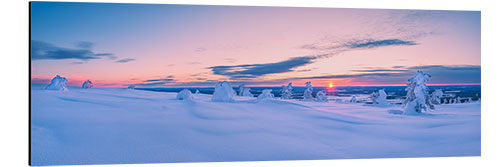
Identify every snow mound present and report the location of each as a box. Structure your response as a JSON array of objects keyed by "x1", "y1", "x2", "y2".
[
  {"x1": 211, "y1": 81, "x2": 236, "y2": 102},
  {"x1": 44, "y1": 75, "x2": 68, "y2": 91},
  {"x1": 257, "y1": 89, "x2": 274, "y2": 99},
  {"x1": 176, "y1": 89, "x2": 193, "y2": 100},
  {"x1": 82, "y1": 80, "x2": 93, "y2": 89},
  {"x1": 316, "y1": 90, "x2": 328, "y2": 102}
]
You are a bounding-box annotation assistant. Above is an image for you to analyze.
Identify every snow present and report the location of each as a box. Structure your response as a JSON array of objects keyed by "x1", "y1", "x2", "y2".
[
  {"x1": 315, "y1": 90, "x2": 328, "y2": 102},
  {"x1": 404, "y1": 71, "x2": 433, "y2": 114},
  {"x1": 31, "y1": 86, "x2": 480, "y2": 166},
  {"x1": 241, "y1": 88, "x2": 254, "y2": 97},
  {"x1": 303, "y1": 82, "x2": 314, "y2": 100},
  {"x1": 257, "y1": 89, "x2": 274, "y2": 99},
  {"x1": 370, "y1": 90, "x2": 388, "y2": 105},
  {"x1": 82, "y1": 80, "x2": 93, "y2": 89},
  {"x1": 211, "y1": 81, "x2": 236, "y2": 102},
  {"x1": 176, "y1": 89, "x2": 194, "y2": 100},
  {"x1": 44, "y1": 75, "x2": 68, "y2": 91},
  {"x1": 350, "y1": 96, "x2": 357, "y2": 103},
  {"x1": 280, "y1": 83, "x2": 293, "y2": 99}
]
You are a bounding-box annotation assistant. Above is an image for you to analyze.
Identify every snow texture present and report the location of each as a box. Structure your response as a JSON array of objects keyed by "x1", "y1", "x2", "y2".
[
  {"x1": 44, "y1": 75, "x2": 68, "y2": 91},
  {"x1": 211, "y1": 81, "x2": 236, "y2": 102},
  {"x1": 176, "y1": 89, "x2": 194, "y2": 100},
  {"x1": 82, "y1": 80, "x2": 93, "y2": 89},
  {"x1": 30, "y1": 86, "x2": 481, "y2": 166}
]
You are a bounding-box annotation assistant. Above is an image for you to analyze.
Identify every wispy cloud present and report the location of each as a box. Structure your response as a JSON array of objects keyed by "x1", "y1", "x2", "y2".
[
  {"x1": 301, "y1": 38, "x2": 417, "y2": 51},
  {"x1": 115, "y1": 58, "x2": 135, "y2": 63},
  {"x1": 208, "y1": 56, "x2": 320, "y2": 80},
  {"x1": 31, "y1": 40, "x2": 116, "y2": 61},
  {"x1": 292, "y1": 65, "x2": 480, "y2": 85}
]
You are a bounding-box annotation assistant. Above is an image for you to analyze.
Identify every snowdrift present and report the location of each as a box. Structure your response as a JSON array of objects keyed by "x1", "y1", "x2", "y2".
[{"x1": 31, "y1": 87, "x2": 481, "y2": 166}]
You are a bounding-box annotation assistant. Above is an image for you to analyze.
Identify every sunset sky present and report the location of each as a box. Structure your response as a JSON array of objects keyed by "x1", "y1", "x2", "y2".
[{"x1": 30, "y1": 2, "x2": 480, "y2": 87}]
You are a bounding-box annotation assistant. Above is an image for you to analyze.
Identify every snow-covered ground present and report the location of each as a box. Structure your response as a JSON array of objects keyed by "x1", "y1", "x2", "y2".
[{"x1": 31, "y1": 86, "x2": 480, "y2": 166}]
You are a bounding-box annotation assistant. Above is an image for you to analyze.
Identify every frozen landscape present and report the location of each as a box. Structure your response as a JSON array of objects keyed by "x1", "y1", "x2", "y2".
[{"x1": 31, "y1": 83, "x2": 480, "y2": 166}]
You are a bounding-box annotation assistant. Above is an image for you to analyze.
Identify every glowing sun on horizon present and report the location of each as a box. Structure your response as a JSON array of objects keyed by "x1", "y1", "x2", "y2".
[{"x1": 329, "y1": 83, "x2": 334, "y2": 88}]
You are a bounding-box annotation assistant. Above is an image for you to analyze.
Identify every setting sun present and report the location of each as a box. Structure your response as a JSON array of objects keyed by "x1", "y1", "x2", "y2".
[{"x1": 329, "y1": 83, "x2": 334, "y2": 88}]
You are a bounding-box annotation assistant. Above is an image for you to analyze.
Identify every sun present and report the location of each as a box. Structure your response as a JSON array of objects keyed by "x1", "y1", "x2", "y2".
[{"x1": 328, "y1": 83, "x2": 334, "y2": 88}]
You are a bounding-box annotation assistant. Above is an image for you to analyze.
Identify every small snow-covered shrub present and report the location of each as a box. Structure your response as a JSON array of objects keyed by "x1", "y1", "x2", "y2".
[
  {"x1": 403, "y1": 71, "x2": 433, "y2": 114},
  {"x1": 242, "y1": 87, "x2": 254, "y2": 97},
  {"x1": 303, "y1": 82, "x2": 314, "y2": 100},
  {"x1": 211, "y1": 81, "x2": 236, "y2": 102},
  {"x1": 369, "y1": 89, "x2": 388, "y2": 105},
  {"x1": 238, "y1": 84, "x2": 246, "y2": 96},
  {"x1": 350, "y1": 96, "x2": 357, "y2": 103},
  {"x1": 258, "y1": 89, "x2": 274, "y2": 99},
  {"x1": 82, "y1": 80, "x2": 93, "y2": 88},
  {"x1": 44, "y1": 75, "x2": 68, "y2": 91},
  {"x1": 176, "y1": 89, "x2": 193, "y2": 100},
  {"x1": 316, "y1": 90, "x2": 328, "y2": 102},
  {"x1": 431, "y1": 89, "x2": 443, "y2": 104},
  {"x1": 281, "y1": 83, "x2": 293, "y2": 99}
]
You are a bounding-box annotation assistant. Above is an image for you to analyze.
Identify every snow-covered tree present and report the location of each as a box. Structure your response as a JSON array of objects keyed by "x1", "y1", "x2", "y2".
[
  {"x1": 281, "y1": 83, "x2": 293, "y2": 99},
  {"x1": 238, "y1": 84, "x2": 246, "y2": 96},
  {"x1": 468, "y1": 97, "x2": 472, "y2": 103},
  {"x1": 44, "y1": 75, "x2": 68, "y2": 91},
  {"x1": 258, "y1": 89, "x2": 274, "y2": 99},
  {"x1": 431, "y1": 89, "x2": 443, "y2": 105},
  {"x1": 82, "y1": 80, "x2": 93, "y2": 89},
  {"x1": 403, "y1": 71, "x2": 433, "y2": 114},
  {"x1": 176, "y1": 89, "x2": 193, "y2": 100},
  {"x1": 350, "y1": 96, "x2": 357, "y2": 103},
  {"x1": 316, "y1": 90, "x2": 328, "y2": 102},
  {"x1": 195, "y1": 89, "x2": 200, "y2": 94},
  {"x1": 444, "y1": 98, "x2": 448, "y2": 104},
  {"x1": 457, "y1": 97, "x2": 462, "y2": 103},
  {"x1": 369, "y1": 89, "x2": 388, "y2": 105},
  {"x1": 303, "y1": 82, "x2": 314, "y2": 100},
  {"x1": 241, "y1": 87, "x2": 253, "y2": 97},
  {"x1": 211, "y1": 81, "x2": 236, "y2": 102}
]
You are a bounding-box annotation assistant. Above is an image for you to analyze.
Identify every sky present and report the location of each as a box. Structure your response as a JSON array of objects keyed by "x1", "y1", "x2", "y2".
[{"x1": 30, "y1": 2, "x2": 481, "y2": 87}]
